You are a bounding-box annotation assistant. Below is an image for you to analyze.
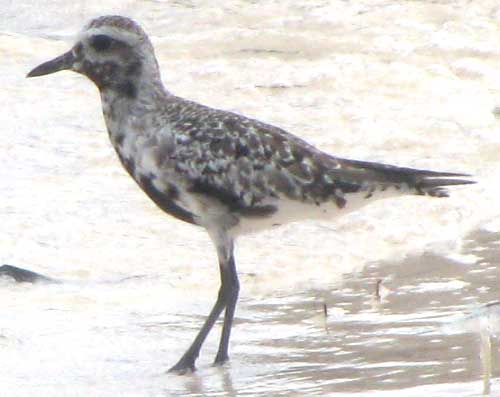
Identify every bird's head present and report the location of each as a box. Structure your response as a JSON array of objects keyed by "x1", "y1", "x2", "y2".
[{"x1": 27, "y1": 15, "x2": 161, "y2": 98}]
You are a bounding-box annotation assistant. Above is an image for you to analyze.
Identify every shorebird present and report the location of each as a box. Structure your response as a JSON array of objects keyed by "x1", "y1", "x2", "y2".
[{"x1": 27, "y1": 15, "x2": 474, "y2": 373}]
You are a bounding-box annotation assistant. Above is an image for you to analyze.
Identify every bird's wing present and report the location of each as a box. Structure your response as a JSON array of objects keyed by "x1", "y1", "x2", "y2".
[
  {"x1": 161, "y1": 100, "x2": 349, "y2": 213},
  {"x1": 160, "y1": 99, "x2": 473, "y2": 215}
]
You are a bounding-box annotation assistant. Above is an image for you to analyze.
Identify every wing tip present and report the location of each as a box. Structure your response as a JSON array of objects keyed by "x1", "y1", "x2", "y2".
[{"x1": 419, "y1": 176, "x2": 476, "y2": 197}]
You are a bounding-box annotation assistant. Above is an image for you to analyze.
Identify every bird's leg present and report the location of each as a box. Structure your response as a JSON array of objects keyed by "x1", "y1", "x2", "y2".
[
  {"x1": 213, "y1": 253, "x2": 239, "y2": 365},
  {"x1": 169, "y1": 232, "x2": 236, "y2": 374},
  {"x1": 168, "y1": 287, "x2": 228, "y2": 374}
]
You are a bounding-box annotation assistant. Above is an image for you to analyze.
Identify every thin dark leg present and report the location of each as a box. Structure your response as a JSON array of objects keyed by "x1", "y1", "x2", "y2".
[
  {"x1": 168, "y1": 281, "x2": 230, "y2": 373},
  {"x1": 169, "y1": 233, "x2": 236, "y2": 374},
  {"x1": 214, "y1": 254, "x2": 239, "y2": 365}
]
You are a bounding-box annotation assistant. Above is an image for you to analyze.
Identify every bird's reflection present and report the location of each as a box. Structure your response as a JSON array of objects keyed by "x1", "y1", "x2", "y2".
[{"x1": 165, "y1": 365, "x2": 238, "y2": 396}]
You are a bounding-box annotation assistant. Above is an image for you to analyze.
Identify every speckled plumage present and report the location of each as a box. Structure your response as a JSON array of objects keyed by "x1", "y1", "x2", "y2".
[{"x1": 27, "y1": 15, "x2": 474, "y2": 373}]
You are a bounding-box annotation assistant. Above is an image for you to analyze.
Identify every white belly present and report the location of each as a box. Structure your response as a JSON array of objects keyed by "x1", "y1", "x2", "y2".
[{"x1": 231, "y1": 188, "x2": 405, "y2": 237}]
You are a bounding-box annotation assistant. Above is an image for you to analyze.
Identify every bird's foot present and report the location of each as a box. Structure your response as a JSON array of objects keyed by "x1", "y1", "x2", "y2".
[
  {"x1": 213, "y1": 352, "x2": 229, "y2": 367},
  {"x1": 168, "y1": 357, "x2": 196, "y2": 375}
]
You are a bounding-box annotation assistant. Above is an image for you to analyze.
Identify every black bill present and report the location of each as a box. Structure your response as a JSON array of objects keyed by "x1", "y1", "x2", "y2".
[{"x1": 27, "y1": 50, "x2": 76, "y2": 78}]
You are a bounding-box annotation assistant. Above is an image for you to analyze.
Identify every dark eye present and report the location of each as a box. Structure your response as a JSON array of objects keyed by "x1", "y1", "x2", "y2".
[{"x1": 90, "y1": 34, "x2": 113, "y2": 51}]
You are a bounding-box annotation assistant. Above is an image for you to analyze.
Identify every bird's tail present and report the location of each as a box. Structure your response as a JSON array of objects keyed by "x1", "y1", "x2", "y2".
[
  {"x1": 335, "y1": 158, "x2": 476, "y2": 198},
  {"x1": 410, "y1": 170, "x2": 475, "y2": 198}
]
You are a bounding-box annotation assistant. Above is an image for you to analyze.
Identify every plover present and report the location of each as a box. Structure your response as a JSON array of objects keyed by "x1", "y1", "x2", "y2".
[{"x1": 27, "y1": 15, "x2": 474, "y2": 373}]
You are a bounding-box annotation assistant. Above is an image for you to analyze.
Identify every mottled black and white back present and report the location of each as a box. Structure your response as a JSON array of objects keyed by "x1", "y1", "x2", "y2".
[{"x1": 27, "y1": 15, "x2": 474, "y2": 373}]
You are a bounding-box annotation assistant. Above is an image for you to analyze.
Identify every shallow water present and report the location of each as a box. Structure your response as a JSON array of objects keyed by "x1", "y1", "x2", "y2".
[{"x1": 1, "y1": 0, "x2": 499, "y2": 396}]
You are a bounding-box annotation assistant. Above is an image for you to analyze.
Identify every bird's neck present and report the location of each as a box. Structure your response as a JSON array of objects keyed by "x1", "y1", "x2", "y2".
[
  {"x1": 100, "y1": 75, "x2": 168, "y2": 123},
  {"x1": 99, "y1": 76, "x2": 171, "y2": 153},
  {"x1": 101, "y1": 72, "x2": 167, "y2": 105}
]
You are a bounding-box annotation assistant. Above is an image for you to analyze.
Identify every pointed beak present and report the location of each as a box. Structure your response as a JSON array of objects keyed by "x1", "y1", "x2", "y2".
[{"x1": 27, "y1": 49, "x2": 76, "y2": 78}]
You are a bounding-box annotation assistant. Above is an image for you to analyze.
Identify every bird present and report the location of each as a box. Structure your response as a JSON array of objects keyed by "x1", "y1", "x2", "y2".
[{"x1": 27, "y1": 15, "x2": 474, "y2": 374}]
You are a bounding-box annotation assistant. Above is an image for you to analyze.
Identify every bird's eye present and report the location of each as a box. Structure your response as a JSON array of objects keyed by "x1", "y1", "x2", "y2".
[{"x1": 91, "y1": 34, "x2": 113, "y2": 51}]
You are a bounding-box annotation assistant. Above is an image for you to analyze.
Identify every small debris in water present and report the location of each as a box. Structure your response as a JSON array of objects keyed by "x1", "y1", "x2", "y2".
[
  {"x1": 371, "y1": 278, "x2": 390, "y2": 311},
  {"x1": 375, "y1": 279, "x2": 382, "y2": 301},
  {"x1": 443, "y1": 301, "x2": 500, "y2": 334},
  {"x1": 323, "y1": 302, "x2": 330, "y2": 334},
  {"x1": 492, "y1": 106, "x2": 500, "y2": 120},
  {"x1": 442, "y1": 301, "x2": 500, "y2": 396}
]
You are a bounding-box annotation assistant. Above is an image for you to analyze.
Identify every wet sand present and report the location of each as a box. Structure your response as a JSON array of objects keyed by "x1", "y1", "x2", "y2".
[{"x1": 1, "y1": 232, "x2": 498, "y2": 396}]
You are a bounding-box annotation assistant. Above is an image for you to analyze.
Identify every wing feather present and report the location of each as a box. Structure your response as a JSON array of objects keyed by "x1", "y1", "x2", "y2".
[{"x1": 159, "y1": 99, "x2": 473, "y2": 212}]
